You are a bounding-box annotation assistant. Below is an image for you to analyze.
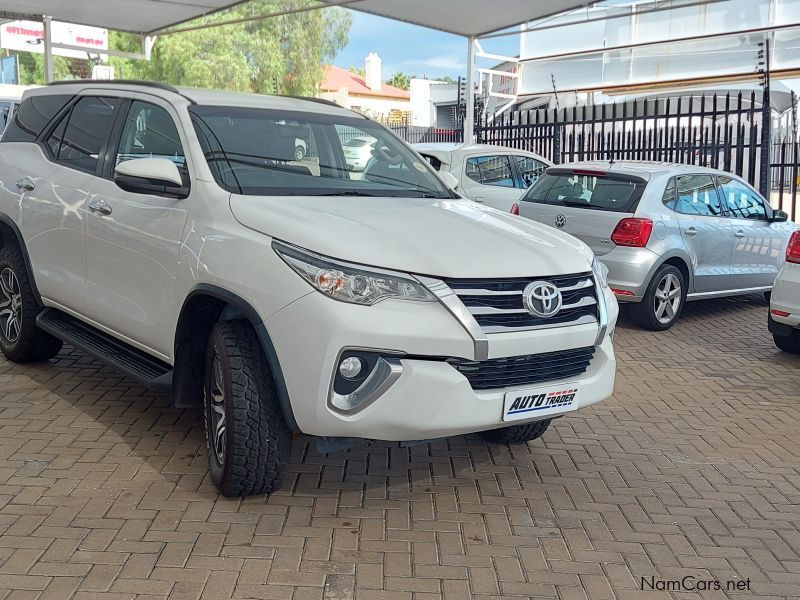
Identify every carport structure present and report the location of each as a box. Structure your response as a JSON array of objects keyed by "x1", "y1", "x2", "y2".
[{"x1": 0, "y1": 0, "x2": 597, "y2": 142}]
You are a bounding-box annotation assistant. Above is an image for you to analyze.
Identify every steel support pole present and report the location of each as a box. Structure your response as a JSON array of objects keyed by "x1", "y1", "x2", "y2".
[
  {"x1": 42, "y1": 15, "x2": 54, "y2": 83},
  {"x1": 464, "y1": 36, "x2": 476, "y2": 144}
]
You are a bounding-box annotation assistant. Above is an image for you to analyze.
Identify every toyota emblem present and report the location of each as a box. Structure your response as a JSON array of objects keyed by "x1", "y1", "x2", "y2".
[
  {"x1": 523, "y1": 281, "x2": 563, "y2": 318},
  {"x1": 554, "y1": 214, "x2": 567, "y2": 229}
]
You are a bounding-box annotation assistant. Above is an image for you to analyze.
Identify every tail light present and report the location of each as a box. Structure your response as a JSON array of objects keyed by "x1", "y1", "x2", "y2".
[
  {"x1": 510, "y1": 203, "x2": 520, "y2": 215},
  {"x1": 611, "y1": 217, "x2": 653, "y2": 247},
  {"x1": 787, "y1": 231, "x2": 800, "y2": 264}
]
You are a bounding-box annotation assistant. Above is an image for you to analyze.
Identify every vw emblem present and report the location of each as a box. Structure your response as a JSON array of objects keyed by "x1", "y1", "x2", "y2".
[
  {"x1": 554, "y1": 214, "x2": 567, "y2": 229},
  {"x1": 523, "y1": 281, "x2": 563, "y2": 318}
]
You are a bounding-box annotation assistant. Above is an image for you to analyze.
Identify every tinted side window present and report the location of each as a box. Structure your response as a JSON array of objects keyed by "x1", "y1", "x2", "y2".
[
  {"x1": 515, "y1": 156, "x2": 547, "y2": 188},
  {"x1": 116, "y1": 101, "x2": 186, "y2": 171},
  {"x1": 661, "y1": 177, "x2": 677, "y2": 210},
  {"x1": 675, "y1": 175, "x2": 723, "y2": 216},
  {"x1": 1, "y1": 95, "x2": 72, "y2": 143},
  {"x1": 44, "y1": 113, "x2": 68, "y2": 158},
  {"x1": 465, "y1": 158, "x2": 481, "y2": 183},
  {"x1": 717, "y1": 176, "x2": 767, "y2": 220},
  {"x1": 58, "y1": 97, "x2": 120, "y2": 173},
  {"x1": 468, "y1": 155, "x2": 514, "y2": 188}
]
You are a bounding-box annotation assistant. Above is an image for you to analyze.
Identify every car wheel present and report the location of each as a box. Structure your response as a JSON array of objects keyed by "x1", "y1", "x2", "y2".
[
  {"x1": 773, "y1": 330, "x2": 800, "y2": 354},
  {"x1": 0, "y1": 246, "x2": 62, "y2": 362},
  {"x1": 630, "y1": 265, "x2": 686, "y2": 331},
  {"x1": 204, "y1": 320, "x2": 292, "y2": 497},
  {"x1": 479, "y1": 418, "x2": 551, "y2": 444},
  {"x1": 294, "y1": 146, "x2": 305, "y2": 161}
]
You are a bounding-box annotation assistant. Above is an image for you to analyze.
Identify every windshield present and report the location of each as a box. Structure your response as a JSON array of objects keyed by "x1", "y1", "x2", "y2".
[
  {"x1": 189, "y1": 105, "x2": 450, "y2": 198},
  {"x1": 522, "y1": 169, "x2": 646, "y2": 213}
]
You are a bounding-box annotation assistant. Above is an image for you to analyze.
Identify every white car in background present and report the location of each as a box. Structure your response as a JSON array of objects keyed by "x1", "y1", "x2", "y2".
[
  {"x1": 414, "y1": 143, "x2": 551, "y2": 211},
  {"x1": 769, "y1": 230, "x2": 800, "y2": 353},
  {"x1": 343, "y1": 136, "x2": 376, "y2": 171}
]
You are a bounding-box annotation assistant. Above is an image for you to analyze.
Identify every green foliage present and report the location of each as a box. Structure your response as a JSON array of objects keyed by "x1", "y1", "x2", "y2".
[
  {"x1": 8, "y1": 51, "x2": 71, "y2": 85},
  {"x1": 348, "y1": 66, "x2": 365, "y2": 76},
  {"x1": 111, "y1": 1, "x2": 351, "y2": 95},
  {"x1": 386, "y1": 72, "x2": 412, "y2": 91}
]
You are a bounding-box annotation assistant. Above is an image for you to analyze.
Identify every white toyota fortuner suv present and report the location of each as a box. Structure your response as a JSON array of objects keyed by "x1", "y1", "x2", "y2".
[{"x1": 0, "y1": 81, "x2": 617, "y2": 496}]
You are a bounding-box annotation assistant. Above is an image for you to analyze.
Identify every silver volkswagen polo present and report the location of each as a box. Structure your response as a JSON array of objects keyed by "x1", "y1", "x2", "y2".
[{"x1": 515, "y1": 161, "x2": 797, "y2": 330}]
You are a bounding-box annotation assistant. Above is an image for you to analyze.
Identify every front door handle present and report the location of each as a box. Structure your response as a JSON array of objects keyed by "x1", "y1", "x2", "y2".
[
  {"x1": 735, "y1": 230, "x2": 745, "y2": 238},
  {"x1": 15, "y1": 178, "x2": 35, "y2": 192},
  {"x1": 88, "y1": 199, "x2": 112, "y2": 216},
  {"x1": 474, "y1": 197, "x2": 485, "y2": 203},
  {"x1": 685, "y1": 227, "x2": 697, "y2": 236}
]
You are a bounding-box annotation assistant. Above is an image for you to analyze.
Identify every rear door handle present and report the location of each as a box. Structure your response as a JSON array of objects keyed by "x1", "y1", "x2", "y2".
[
  {"x1": 735, "y1": 230, "x2": 745, "y2": 238},
  {"x1": 88, "y1": 199, "x2": 112, "y2": 216},
  {"x1": 15, "y1": 178, "x2": 35, "y2": 192},
  {"x1": 685, "y1": 227, "x2": 697, "y2": 236}
]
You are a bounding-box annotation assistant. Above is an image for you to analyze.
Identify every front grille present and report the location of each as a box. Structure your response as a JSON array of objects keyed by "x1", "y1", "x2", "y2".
[
  {"x1": 442, "y1": 272, "x2": 599, "y2": 333},
  {"x1": 448, "y1": 346, "x2": 595, "y2": 391}
]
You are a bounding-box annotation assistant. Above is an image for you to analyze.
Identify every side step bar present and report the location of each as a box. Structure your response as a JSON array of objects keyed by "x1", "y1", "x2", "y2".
[{"x1": 36, "y1": 308, "x2": 173, "y2": 393}]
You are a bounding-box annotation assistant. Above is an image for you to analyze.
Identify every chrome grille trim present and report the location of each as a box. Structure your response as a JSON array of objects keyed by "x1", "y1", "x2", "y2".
[{"x1": 441, "y1": 272, "x2": 600, "y2": 333}]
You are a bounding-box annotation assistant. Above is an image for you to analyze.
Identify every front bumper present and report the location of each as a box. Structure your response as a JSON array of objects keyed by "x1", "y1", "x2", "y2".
[
  {"x1": 771, "y1": 264, "x2": 800, "y2": 328},
  {"x1": 598, "y1": 246, "x2": 662, "y2": 302},
  {"x1": 265, "y1": 286, "x2": 618, "y2": 441}
]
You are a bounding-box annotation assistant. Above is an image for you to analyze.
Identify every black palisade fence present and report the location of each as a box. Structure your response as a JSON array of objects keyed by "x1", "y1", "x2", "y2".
[{"x1": 392, "y1": 92, "x2": 798, "y2": 222}]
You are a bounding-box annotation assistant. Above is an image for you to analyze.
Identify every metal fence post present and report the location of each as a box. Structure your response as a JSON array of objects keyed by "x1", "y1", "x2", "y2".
[{"x1": 759, "y1": 37, "x2": 772, "y2": 198}]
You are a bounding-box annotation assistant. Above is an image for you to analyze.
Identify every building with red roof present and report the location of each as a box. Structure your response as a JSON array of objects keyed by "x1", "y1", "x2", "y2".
[{"x1": 319, "y1": 53, "x2": 411, "y2": 121}]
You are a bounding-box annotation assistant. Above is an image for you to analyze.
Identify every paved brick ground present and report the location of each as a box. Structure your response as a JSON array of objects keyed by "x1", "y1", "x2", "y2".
[{"x1": 0, "y1": 295, "x2": 798, "y2": 600}]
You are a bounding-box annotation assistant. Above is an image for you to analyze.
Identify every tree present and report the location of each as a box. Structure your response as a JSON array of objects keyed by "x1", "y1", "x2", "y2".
[
  {"x1": 387, "y1": 72, "x2": 412, "y2": 91},
  {"x1": 110, "y1": 0, "x2": 351, "y2": 95},
  {"x1": 5, "y1": 50, "x2": 72, "y2": 85},
  {"x1": 348, "y1": 66, "x2": 365, "y2": 76}
]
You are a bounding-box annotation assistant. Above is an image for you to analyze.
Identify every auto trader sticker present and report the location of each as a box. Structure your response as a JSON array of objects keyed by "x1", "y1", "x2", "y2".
[{"x1": 503, "y1": 384, "x2": 580, "y2": 422}]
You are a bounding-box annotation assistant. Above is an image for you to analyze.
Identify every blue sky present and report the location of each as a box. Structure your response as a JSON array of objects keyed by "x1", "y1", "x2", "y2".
[{"x1": 334, "y1": 11, "x2": 519, "y2": 81}]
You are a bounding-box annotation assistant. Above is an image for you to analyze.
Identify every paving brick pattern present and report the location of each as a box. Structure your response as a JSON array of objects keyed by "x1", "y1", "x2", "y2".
[{"x1": 0, "y1": 295, "x2": 798, "y2": 599}]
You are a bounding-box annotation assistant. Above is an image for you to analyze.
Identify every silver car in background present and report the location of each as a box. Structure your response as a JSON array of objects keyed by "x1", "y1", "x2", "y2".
[
  {"x1": 516, "y1": 161, "x2": 796, "y2": 330},
  {"x1": 414, "y1": 143, "x2": 551, "y2": 212}
]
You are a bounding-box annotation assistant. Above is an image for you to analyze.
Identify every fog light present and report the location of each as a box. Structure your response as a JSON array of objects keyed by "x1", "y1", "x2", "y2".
[{"x1": 339, "y1": 356, "x2": 363, "y2": 379}]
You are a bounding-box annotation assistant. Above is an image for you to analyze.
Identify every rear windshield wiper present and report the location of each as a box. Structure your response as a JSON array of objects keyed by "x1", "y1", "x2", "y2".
[{"x1": 560, "y1": 200, "x2": 608, "y2": 209}]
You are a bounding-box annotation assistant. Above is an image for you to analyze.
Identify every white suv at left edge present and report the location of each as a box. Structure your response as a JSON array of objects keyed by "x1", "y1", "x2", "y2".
[
  {"x1": 0, "y1": 81, "x2": 617, "y2": 497},
  {"x1": 769, "y1": 230, "x2": 800, "y2": 353}
]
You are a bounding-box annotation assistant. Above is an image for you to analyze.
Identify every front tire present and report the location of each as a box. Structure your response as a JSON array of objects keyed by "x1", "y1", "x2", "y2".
[
  {"x1": 479, "y1": 419, "x2": 552, "y2": 444},
  {"x1": 204, "y1": 320, "x2": 291, "y2": 497},
  {"x1": 0, "y1": 246, "x2": 62, "y2": 362},
  {"x1": 630, "y1": 265, "x2": 686, "y2": 331}
]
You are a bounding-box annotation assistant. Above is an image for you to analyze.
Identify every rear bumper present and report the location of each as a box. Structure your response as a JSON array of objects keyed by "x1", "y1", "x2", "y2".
[
  {"x1": 598, "y1": 246, "x2": 661, "y2": 302},
  {"x1": 770, "y1": 264, "x2": 800, "y2": 329}
]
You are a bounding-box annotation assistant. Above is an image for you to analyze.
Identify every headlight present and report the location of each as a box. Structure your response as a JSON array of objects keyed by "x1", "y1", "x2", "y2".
[
  {"x1": 592, "y1": 256, "x2": 609, "y2": 288},
  {"x1": 273, "y1": 242, "x2": 436, "y2": 305}
]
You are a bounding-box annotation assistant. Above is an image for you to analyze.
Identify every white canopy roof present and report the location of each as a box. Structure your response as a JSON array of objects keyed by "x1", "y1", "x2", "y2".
[{"x1": 3, "y1": 0, "x2": 595, "y2": 36}]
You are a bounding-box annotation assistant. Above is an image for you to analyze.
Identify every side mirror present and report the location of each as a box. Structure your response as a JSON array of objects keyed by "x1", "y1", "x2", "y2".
[
  {"x1": 114, "y1": 158, "x2": 187, "y2": 197},
  {"x1": 771, "y1": 210, "x2": 789, "y2": 223},
  {"x1": 439, "y1": 171, "x2": 460, "y2": 192}
]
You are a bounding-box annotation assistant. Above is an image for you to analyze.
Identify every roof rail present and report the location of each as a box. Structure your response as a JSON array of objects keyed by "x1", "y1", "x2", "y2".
[
  {"x1": 48, "y1": 79, "x2": 180, "y2": 93},
  {"x1": 46, "y1": 79, "x2": 196, "y2": 104},
  {"x1": 281, "y1": 95, "x2": 355, "y2": 110}
]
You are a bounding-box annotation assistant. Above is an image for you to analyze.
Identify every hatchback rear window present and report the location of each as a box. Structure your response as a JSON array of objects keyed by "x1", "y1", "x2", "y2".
[{"x1": 522, "y1": 169, "x2": 646, "y2": 212}]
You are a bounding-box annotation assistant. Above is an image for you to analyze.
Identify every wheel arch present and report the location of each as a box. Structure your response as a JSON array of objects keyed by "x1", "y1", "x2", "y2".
[
  {"x1": 0, "y1": 214, "x2": 43, "y2": 306},
  {"x1": 659, "y1": 255, "x2": 692, "y2": 291},
  {"x1": 173, "y1": 283, "x2": 299, "y2": 432}
]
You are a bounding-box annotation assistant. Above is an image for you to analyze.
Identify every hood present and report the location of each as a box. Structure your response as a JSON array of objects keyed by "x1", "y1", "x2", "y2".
[{"x1": 229, "y1": 195, "x2": 594, "y2": 279}]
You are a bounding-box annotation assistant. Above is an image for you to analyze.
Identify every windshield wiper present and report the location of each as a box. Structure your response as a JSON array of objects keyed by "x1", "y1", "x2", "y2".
[
  {"x1": 306, "y1": 191, "x2": 381, "y2": 197},
  {"x1": 560, "y1": 200, "x2": 607, "y2": 209}
]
